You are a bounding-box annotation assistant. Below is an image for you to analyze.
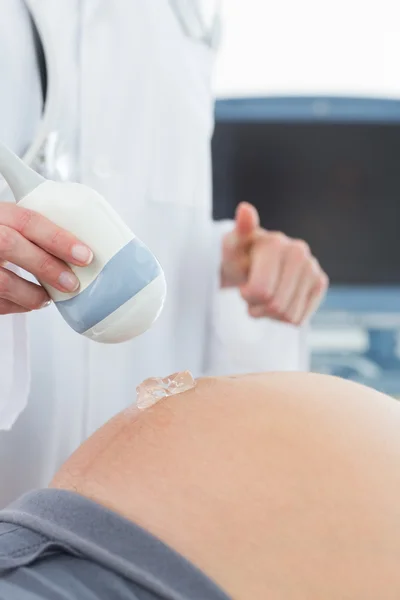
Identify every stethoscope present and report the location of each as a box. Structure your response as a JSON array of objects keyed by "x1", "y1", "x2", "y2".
[
  {"x1": 0, "y1": 0, "x2": 223, "y2": 204},
  {"x1": 0, "y1": 1, "x2": 63, "y2": 202},
  {"x1": 168, "y1": 0, "x2": 222, "y2": 50}
]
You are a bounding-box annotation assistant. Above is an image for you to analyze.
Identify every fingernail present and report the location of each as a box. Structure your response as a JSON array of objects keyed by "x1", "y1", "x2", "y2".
[
  {"x1": 40, "y1": 299, "x2": 51, "y2": 309},
  {"x1": 59, "y1": 271, "x2": 80, "y2": 292},
  {"x1": 71, "y1": 244, "x2": 93, "y2": 265},
  {"x1": 250, "y1": 305, "x2": 265, "y2": 317}
]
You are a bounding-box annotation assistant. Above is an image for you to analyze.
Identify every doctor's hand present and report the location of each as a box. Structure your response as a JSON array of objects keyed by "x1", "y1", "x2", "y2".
[
  {"x1": 0, "y1": 203, "x2": 93, "y2": 315},
  {"x1": 220, "y1": 202, "x2": 328, "y2": 326}
]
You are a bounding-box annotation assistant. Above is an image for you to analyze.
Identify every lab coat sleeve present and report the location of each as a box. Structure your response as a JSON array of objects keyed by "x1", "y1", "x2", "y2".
[
  {"x1": 203, "y1": 219, "x2": 309, "y2": 376},
  {"x1": 0, "y1": 313, "x2": 30, "y2": 431}
]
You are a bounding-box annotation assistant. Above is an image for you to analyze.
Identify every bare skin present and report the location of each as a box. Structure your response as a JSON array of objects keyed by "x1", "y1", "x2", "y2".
[
  {"x1": 221, "y1": 202, "x2": 328, "y2": 324},
  {"x1": 51, "y1": 372, "x2": 400, "y2": 600},
  {"x1": 0, "y1": 204, "x2": 93, "y2": 312}
]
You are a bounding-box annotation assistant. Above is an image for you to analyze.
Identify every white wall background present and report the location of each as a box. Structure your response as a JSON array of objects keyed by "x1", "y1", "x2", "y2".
[{"x1": 214, "y1": 0, "x2": 400, "y2": 99}]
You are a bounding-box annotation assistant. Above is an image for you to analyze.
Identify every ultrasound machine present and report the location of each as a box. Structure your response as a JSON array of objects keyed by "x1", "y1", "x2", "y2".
[{"x1": 212, "y1": 96, "x2": 400, "y2": 396}]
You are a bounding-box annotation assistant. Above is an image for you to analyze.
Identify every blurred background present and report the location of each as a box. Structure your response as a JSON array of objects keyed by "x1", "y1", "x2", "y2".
[{"x1": 211, "y1": 0, "x2": 400, "y2": 395}]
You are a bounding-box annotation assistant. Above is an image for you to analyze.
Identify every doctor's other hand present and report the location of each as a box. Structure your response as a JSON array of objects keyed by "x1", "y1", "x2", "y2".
[
  {"x1": 220, "y1": 202, "x2": 329, "y2": 326},
  {"x1": 0, "y1": 203, "x2": 93, "y2": 315}
]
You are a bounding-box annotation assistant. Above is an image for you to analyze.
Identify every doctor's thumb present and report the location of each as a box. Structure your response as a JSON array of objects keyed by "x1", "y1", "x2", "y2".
[{"x1": 234, "y1": 202, "x2": 260, "y2": 240}]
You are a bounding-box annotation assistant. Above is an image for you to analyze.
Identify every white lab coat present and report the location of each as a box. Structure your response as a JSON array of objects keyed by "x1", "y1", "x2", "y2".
[{"x1": 0, "y1": 0, "x2": 307, "y2": 506}]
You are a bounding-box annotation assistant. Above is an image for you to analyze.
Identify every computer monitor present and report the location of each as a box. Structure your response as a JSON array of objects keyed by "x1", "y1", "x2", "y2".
[{"x1": 212, "y1": 97, "x2": 400, "y2": 314}]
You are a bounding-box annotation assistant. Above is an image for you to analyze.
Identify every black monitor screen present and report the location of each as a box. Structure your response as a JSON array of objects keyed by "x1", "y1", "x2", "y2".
[{"x1": 212, "y1": 101, "x2": 400, "y2": 285}]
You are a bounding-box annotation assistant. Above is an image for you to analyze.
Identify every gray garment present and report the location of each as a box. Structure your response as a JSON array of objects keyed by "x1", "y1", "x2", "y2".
[{"x1": 0, "y1": 489, "x2": 231, "y2": 600}]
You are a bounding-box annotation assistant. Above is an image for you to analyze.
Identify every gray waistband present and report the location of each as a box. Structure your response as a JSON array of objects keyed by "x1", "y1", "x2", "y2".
[{"x1": 0, "y1": 489, "x2": 230, "y2": 600}]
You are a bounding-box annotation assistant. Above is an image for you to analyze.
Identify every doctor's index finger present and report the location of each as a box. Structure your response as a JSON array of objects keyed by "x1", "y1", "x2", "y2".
[{"x1": 0, "y1": 203, "x2": 93, "y2": 266}]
